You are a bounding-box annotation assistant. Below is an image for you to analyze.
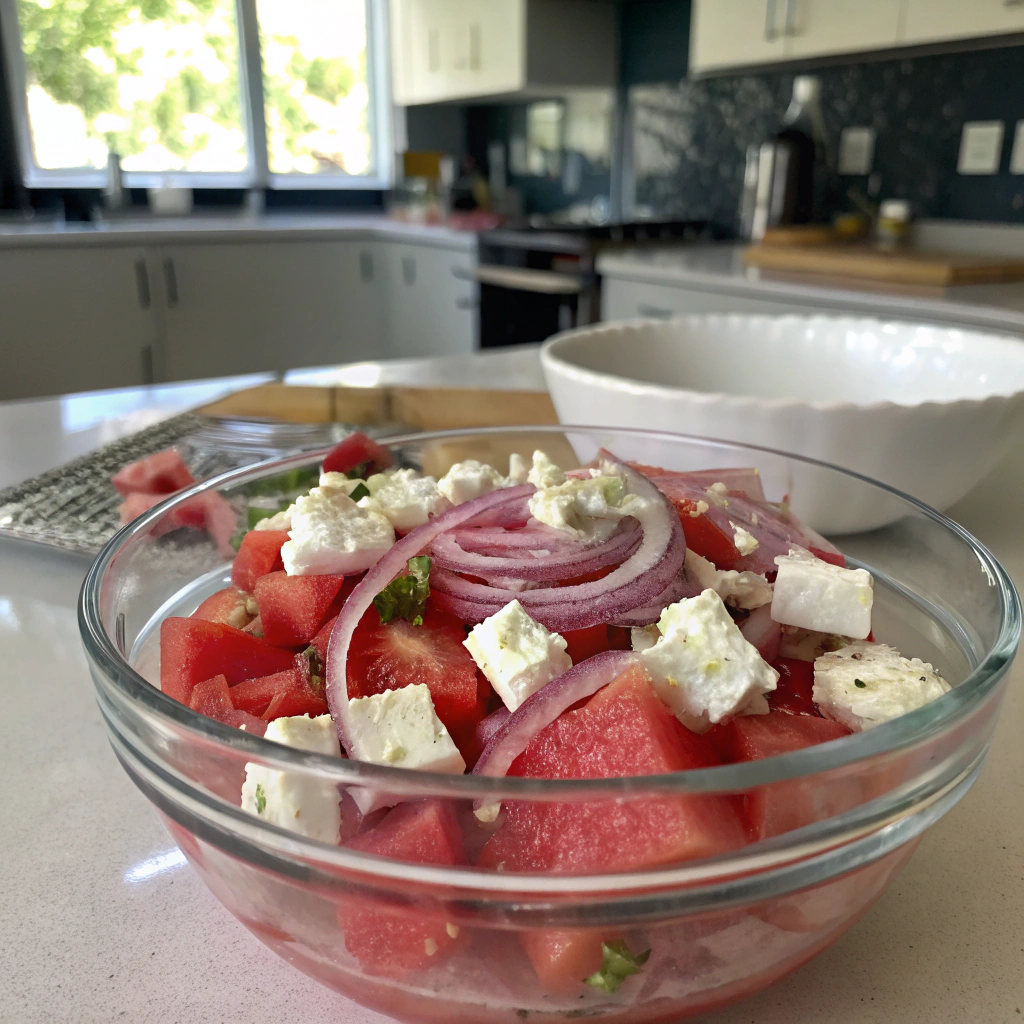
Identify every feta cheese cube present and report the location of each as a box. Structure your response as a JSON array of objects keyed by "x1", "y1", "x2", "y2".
[
  {"x1": 813, "y1": 640, "x2": 950, "y2": 731},
  {"x1": 630, "y1": 624, "x2": 661, "y2": 653},
  {"x1": 438, "y1": 460, "x2": 509, "y2": 505},
  {"x1": 241, "y1": 714, "x2": 342, "y2": 843},
  {"x1": 318, "y1": 471, "x2": 368, "y2": 498},
  {"x1": 359, "y1": 468, "x2": 451, "y2": 532},
  {"x1": 528, "y1": 474, "x2": 644, "y2": 543},
  {"x1": 506, "y1": 453, "x2": 530, "y2": 485},
  {"x1": 526, "y1": 450, "x2": 566, "y2": 489},
  {"x1": 730, "y1": 521, "x2": 759, "y2": 556},
  {"x1": 464, "y1": 599, "x2": 572, "y2": 711},
  {"x1": 347, "y1": 683, "x2": 465, "y2": 773},
  {"x1": 281, "y1": 488, "x2": 395, "y2": 576},
  {"x1": 686, "y1": 550, "x2": 773, "y2": 610},
  {"x1": 640, "y1": 589, "x2": 779, "y2": 732},
  {"x1": 771, "y1": 547, "x2": 873, "y2": 639}
]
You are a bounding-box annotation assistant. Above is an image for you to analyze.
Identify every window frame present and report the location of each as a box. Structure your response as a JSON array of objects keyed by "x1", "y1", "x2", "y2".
[{"x1": 0, "y1": 0, "x2": 393, "y2": 190}]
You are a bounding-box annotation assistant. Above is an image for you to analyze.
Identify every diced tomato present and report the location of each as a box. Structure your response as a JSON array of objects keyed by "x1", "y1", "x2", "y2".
[
  {"x1": 160, "y1": 617, "x2": 295, "y2": 705},
  {"x1": 322, "y1": 431, "x2": 394, "y2": 477},
  {"x1": 720, "y1": 713, "x2": 851, "y2": 840},
  {"x1": 480, "y1": 664, "x2": 745, "y2": 874},
  {"x1": 112, "y1": 448, "x2": 195, "y2": 497},
  {"x1": 232, "y1": 530, "x2": 288, "y2": 593},
  {"x1": 337, "y1": 800, "x2": 464, "y2": 977},
  {"x1": 347, "y1": 606, "x2": 484, "y2": 743},
  {"x1": 192, "y1": 587, "x2": 253, "y2": 629},
  {"x1": 253, "y1": 571, "x2": 351, "y2": 648},
  {"x1": 228, "y1": 664, "x2": 328, "y2": 721},
  {"x1": 520, "y1": 929, "x2": 610, "y2": 994},
  {"x1": 768, "y1": 657, "x2": 821, "y2": 717}
]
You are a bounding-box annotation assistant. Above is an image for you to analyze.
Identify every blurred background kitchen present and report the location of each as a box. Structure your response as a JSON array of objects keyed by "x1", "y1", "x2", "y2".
[{"x1": 2, "y1": 0, "x2": 1024, "y2": 402}]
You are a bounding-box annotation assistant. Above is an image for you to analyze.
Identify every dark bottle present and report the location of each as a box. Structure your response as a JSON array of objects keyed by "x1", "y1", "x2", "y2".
[{"x1": 769, "y1": 76, "x2": 830, "y2": 227}]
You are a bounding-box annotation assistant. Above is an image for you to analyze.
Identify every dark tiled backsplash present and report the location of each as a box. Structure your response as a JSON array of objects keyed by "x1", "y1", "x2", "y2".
[{"x1": 630, "y1": 45, "x2": 1024, "y2": 231}]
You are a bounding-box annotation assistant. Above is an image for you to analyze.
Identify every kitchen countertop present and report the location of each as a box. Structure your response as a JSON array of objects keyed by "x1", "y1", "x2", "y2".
[
  {"x1": 2, "y1": 347, "x2": 1022, "y2": 1024},
  {"x1": 0, "y1": 212, "x2": 477, "y2": 251},
  {"x1": 597, "y1": 243, "x2": 1024, "y2": 335}
]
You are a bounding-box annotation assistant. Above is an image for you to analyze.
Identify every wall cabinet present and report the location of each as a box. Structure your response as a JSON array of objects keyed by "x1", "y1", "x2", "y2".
[
  {"x1": 784, "y1": 0, "x2": 904, "y2": 60},
  {"x1": 688, "y1": 0, "x2": 787, "y2": 74},
  {"x1": 391, "y1": 0, "x2": 616, "y2": 105},
  {"x1": 902, "y1": 0, "x2": 1024, "y2": 46},
  {"x1": 0, "y1": 247, "x2": 158, "y2": 401}
]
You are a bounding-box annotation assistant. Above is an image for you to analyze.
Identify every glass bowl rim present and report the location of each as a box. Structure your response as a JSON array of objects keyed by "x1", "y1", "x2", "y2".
[{"x1": 79, "y1": 424, "x2": 1021, "y2": 804}]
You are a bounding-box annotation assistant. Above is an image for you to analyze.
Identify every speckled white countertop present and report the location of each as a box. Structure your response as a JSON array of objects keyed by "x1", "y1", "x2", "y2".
[
  {"x1": 0, "y1": 212, "x2": 477, "y2": 251},
  {"x1": 597, "y1": 243, "x2": 1024, "y2": 335},
  {"x1": 2, "y1": 346, "x2": 1022, "y2": 1024}
]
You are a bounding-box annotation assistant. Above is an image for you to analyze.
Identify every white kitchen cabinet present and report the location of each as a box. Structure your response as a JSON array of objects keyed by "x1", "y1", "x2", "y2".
[
  {"x1": 784, "y1": 0, "x2": 904, "y2": 59},
  {"x1": 0, "y1": 246, "x2": 158, "y2": 401},
  {"x1": 391, "y1": 0, "x2": 616, "y2": 105},
  {"x1": 901, "y1": 0, "x2": 1024, "y2": 45},
  {"x1": 689, "y1": 0, "x2": 787, "y2": 74},
  {"x1": 380, "y1": 241, "x2": 477, "y2": 358},
  {"x1": 159, "y1": 241, "x2": 385, "y2": 382}
]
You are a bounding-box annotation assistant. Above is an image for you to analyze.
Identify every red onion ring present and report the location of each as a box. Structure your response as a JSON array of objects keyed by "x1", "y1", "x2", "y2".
[
  {"x1": 738, "y1": 603, "x2": 782, "y2": 664},
  {"x1": 451, "y1": 524, "x2": 578, "y2": 553},
  {"x1": 325, "y1": 484, "x2": 534, "y2": 753},
  {"x1": 457, "y1": 497, "x2": 532, "y2": 529},
  {"x1": 609, "y1": 560, "x2": 704, "y2": 626}
]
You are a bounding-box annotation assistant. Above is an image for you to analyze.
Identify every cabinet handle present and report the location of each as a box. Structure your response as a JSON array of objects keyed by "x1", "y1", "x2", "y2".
[
  {"x1": 637, "y1": 304, "x2": 675, "y2": 321},
  {"x1": 469, "y1": 23, "x2": 481, "y2": 70},
  {"x1": 1004, "y1": 0, "x2": 1024, "y2": 6},
  {"x1": 781, "y1": 0, "x2": 797, "y2": 36},
  {"x1": 764, "y1": 0, "x2": 777, "y2": 41},
  {"x1": 134, "y1": 257, "x2": 151, "y2": 310},
  {"x1": 359, "y1": 250, "x2": 374, "y2": 282},
  {"x1": 428, "y1": 28, "x2": 439, "y2": 72},
  {"x1": 140, "y1": 343, "x2": 154, "y2": 385},
  {"x1": 402, "y1": 256, "x2": 416, "y2": 286},
  {"x1": 163, "y1": 257, "x2": 179, "y2": 306}
]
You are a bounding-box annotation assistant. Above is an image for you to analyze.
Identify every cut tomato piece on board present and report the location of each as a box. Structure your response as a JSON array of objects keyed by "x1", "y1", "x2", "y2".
[
  {"x1": 232, "y1": 530, "x2": 288, "y2": 593},
  {"x1": 112, "y1": 448, "x2": 195, "y2": 497},
  {"x1": 322, "y1": 432, "x2": 394, "y2": 477},
  {"x1": 768, "y1": 657, "x2": 821, "y2": 717},
  {"x1": 520, "y1": 929, "x2": 611, "y2": 994},
  {"x1": 338, "y1": 800, "x2": 464, "y2": 977},
  {"x1": 228, "y1": 665, "x2": 329, "y2": 721},
  {"x1": 720, "y1": 713, "x2": 851, "y2": 840},
  {"x1": 253, "y1": 571, "x2": 350, "y2": 648},
  {"x1": 347, "y1": 606, "x2": 483, "y2": 740},
  {"x1": 480, "y1": 664, "x2": 745, "y2": 874},
  {"x1": 160, "y1": 617, "x2": 295, "y2": 705},
  {"x1": 192, "y1": 587, "x2": 253, "y2": 629}
]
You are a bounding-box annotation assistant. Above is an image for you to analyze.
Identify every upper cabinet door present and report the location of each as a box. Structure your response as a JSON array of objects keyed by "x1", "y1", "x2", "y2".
[
  {"x1": 784, "y1": 0, "x2": 904, "y2": 59},
  {"x1": 902, "y1": 0, "x2": 1024, "y2": 45},
  {"x1": 689, "y1": 0, "x2": 788, "y2": 74}
]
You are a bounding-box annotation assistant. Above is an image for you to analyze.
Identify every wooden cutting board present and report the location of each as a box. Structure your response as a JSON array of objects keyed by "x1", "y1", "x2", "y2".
[
  {"x1": 197, "y1": 382, "x2": 559, "y2": 431},
  {"x1": 743, "y1": 243, "x2": 1024, "y2": 286}
]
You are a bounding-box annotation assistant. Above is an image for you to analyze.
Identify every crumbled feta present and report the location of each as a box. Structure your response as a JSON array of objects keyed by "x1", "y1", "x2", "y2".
[
  {"x1": 689, "y1": 500, "x2": 710, "y2": 518},
  {"x1": 358, "y1": 468, "x2": 451, "y2": 532},
  {"x1": 506, "y1": 453, "x2": 530, "y2": 485},
  {"x1": 281, "y1": 488, "x2": 394, "y2": 576},
  {"x1": 527, "y1": 450, "x2": 567, "y2": 489},
  {"x1": 686, "y1": 550, "x2": 773, "y2": 610},
  {"x1": 771, "y1": 547, "x2": 873, "y2": 639},
  {"x1": 437, "y1": 460, "x2": 509, "y2": 505},
  {"x1": 730, "y1": 521, "x2": 759, "y2": 556},
  {"x1": 241, "y1": 714, "x2": 341, "y2": 843},
  {"x1": 528, "y1": 473, "x2": 645, "y2": 543},
  {"x1": 254, "y1": 506, "x2": 294, "y2": 531},
  {"x1": 631, "y1": 625, "x2": 661, "y2": 653},
  {"x1": 739, "y1": 693, "x2": 771, "y2": 716},
  {"x1": 464, "y1": 599, "x2": 572, "y2": 711},
  {"x1": 778, "y1": 625, "x2": 849, "y2": 662},
  {"x1": 705, "y1": 482, "x2": 730, "y2": 508},
  {"x1": 318, "y1": 471, "x2": 368, "y2": 498},
  {"x1": 640, "y1": 589, "x2": 779, "y2": 732},
  {"x1": 813, "y1": 640, "x2": 950, "y2": 731}
]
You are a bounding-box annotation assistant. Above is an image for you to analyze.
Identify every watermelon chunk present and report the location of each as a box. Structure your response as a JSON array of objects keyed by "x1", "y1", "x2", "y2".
[
  {"x1": 187, "y1": 674, "x2": 267, "y2": 735},
  {"x1": 228, "y1": 664, "x2": 328, "y2": 721},
  {"x1": 192, "y1": 587, "x2": 253, "y2": 629},
  {"x1": 112, "y1": 448, "x2": 194, "y2": 497},
  {"x1": 768, "y1": 657, "x2": 821, "y2": 717},
  {"x1": 520, "y1": 929, "x2": 610, "y2": 994},
  {"x1": 479, "y1": 664, "x2": 745, "y2": 874},
  {"x1": 720, "y1": 713, "x2": 851, "y2": 840},
  {"x1": 120, "y1": 490, "x2": 237, "y2": 558},
  {"x1": 253, "y1": 571, "x2": 350, "y2": 648},
  {"x1": 160, "y1": 618, "x2": 295, "y2": 705},
  {"x1": 309, "y1": 614, "x2": 338, "y2": 663},
  {"x1": 322, "y1": 432, "x2": 394, "y2": 477},
  {"x1": 232, "y1": 530, "x2": 288, "y2": 593},
  {"x1": 338, "y1": 800, "x2": 464, "y2": 977}
]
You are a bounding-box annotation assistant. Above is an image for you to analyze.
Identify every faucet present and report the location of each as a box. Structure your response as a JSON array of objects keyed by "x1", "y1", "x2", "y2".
[{"x1": 102, "y1": 152, "x2": 128, "y2": 210}]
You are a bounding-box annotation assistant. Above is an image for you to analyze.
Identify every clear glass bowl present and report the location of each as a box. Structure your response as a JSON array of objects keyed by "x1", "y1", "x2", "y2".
[{"x1": 79, "y1": 426, "x2": 1019, "y2": 1023}]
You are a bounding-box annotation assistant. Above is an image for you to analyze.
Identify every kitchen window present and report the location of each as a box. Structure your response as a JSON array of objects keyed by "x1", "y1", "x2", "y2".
[{"x1": 0, "y1": 0, "x2": 391, "y2": 189}]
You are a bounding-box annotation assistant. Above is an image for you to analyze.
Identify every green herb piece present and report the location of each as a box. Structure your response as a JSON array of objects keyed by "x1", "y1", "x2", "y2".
[
  {"x1": 247, "y1": 501, "x2": 291, "y2": 530},
  {"x1": 854, "y1": 678, "x2": 867, "y2": 688},
  {"x1": 230, "y1": 529, "x2": 247, "y2": 552},
  {"x1": 299, "y1": 646, "x2": 325, "y2": 692},
  {"x1": 348, "y1": 481, "x2": 371, "y2": 502},
  {"x1": 583, "y1": 940, "x2": 650, "y2": 993},
  {"x1": 374, "y1": 556, "x2": 432, "y2": 626},
  {"x1": 243, "y1": 465, "x2": 320, "y2": 498},
  {"x1": 255, "y1": 783, "x2": 266, "y2": 815},
  {"x1": 346, "y1": 460, "x2": 371, "y2": 480}
]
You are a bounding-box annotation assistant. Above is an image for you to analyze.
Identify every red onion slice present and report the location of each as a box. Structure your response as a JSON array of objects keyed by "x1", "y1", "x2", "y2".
[
  {"x1": 458, "y1": 497, "x2": 532, "y2": 529},
  {"x1": 472, "y1": 650, "x2": 641, "y2": 817},
  {"x1": 325, "y1": 484, "x2": 534, "y2": 753},
  {"x1": 609, "y1": 560, "x2": 704, "y2": 626}
]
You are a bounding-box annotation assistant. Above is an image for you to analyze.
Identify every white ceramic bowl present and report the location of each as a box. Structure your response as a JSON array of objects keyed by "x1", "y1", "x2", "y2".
[{"x1": 540, "y1": 315, "x2": 1024, "y2": 532}]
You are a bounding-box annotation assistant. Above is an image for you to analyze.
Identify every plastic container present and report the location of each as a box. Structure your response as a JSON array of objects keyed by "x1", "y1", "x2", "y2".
[{"x1": 78, "y1": 426, "x2": 1019, "y2": 1023}]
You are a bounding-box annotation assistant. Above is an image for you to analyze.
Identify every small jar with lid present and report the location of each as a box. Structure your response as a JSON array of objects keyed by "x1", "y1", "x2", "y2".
[{"x1": 876, "y1": 199, "x2": 912, "y2": 249}]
